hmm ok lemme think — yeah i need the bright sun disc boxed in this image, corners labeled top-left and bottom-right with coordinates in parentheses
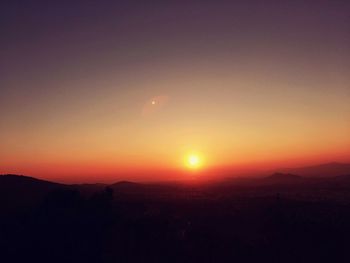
top-left (186, 154), bottom-right (201, 169)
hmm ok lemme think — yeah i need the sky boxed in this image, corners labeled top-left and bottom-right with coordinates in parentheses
top-left (1, 0), bottom-right (349, 183)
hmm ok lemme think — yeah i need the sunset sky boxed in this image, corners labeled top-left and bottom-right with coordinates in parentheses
top-left (1, 1), bottom-right (349, 183)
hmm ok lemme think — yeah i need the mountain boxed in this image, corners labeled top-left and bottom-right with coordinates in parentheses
top-left (71, 183), bottom-right (108, 197)
top-left (261, 173), bottom-right (304, 184)
top-left (330, 174), bottom-right (350, 184)
top-left (0, 174), bottom-right (64, 191)
top-left (0, 174), bottom-right (66, 209)
top-left (110, 181), bottom-right (181, 196)
top-left (276, 162), bottom-right (350, 177)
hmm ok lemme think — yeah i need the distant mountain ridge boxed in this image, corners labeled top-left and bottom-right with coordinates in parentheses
top-left (1, 161), bottom-right (350, 202)
top-left (276, 162), bottom-right (350, 177)
top-left (263, 173), bottom-right (303, 182)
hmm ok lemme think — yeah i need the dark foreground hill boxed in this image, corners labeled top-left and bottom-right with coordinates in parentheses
top-left (2, 172), bottom-right (350, 263)
top-left (0, 174), bottom-right (66, 210)
top-left (0, 174), bottom-right (63, 189)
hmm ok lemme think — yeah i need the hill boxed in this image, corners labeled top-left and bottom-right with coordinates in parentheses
top-left (0, 174), bottom-right (66, 210)
top-left (276, 162), bottom-right (350, 177)
top-left (260, 173), bottom-right (304, 184)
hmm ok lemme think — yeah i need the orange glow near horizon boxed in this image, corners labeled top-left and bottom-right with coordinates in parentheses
top-left (1, 147), bottom-right (350, 183)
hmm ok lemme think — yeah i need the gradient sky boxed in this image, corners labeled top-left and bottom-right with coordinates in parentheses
top-left (1, 1), bottom-right (349, 183)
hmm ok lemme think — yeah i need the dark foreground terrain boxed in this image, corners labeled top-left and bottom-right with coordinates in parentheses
top-left (1, 169), bottom-right (350, 263)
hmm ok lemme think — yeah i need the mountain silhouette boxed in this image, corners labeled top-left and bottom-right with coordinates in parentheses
top-left (0, 174), bottom-right (66, 210)
top-left (0, 174), bottom-right (64, 191)
top-left (110, 181), bottom-right (181, 197)
top-left (276, 162), bottom-right (350, 177)
top-left (261, 173), bottom-right (303, 184)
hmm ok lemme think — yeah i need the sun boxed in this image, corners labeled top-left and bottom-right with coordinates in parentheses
top-left (185, 154), bottom-right (202, 170)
